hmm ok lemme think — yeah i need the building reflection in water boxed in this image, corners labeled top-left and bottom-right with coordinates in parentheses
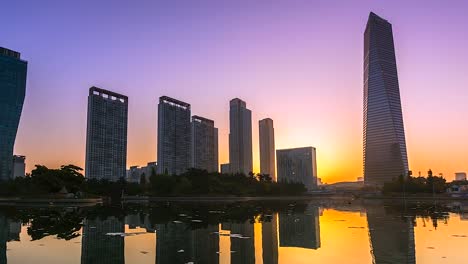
top-left (0, 214), bottom-right (21, 264)
top-left (366, 205), bottom-right (416, 264)
top-left (156, 222), bottom-right (219, 264)
top-left (81, 216), bottom-right (125, 264)
top-left (222, 221), bottom-right (255, 264)
top-left (278, 205), bottom-right (321, 249)
top-left (262, 214), bottom-right (278, 264)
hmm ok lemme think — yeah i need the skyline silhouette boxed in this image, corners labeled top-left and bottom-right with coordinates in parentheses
top-left (2, 0), bottom-right (468, 183)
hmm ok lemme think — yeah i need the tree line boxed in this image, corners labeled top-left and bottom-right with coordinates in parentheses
top-left (0, 165), bottom-right (307, 198)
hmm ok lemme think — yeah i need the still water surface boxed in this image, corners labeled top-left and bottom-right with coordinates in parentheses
top-left (1, 200), bottom-right (467, 263)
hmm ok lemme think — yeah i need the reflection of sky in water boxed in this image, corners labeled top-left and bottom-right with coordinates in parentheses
top-left (2, 201), bottom-right (468, 263)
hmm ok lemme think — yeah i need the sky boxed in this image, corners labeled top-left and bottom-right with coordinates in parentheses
top-left (2, 0), bottom-right (468, 183)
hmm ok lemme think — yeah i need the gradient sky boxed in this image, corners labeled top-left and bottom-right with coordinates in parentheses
top-left (2, 0), bottom-right (468, 183)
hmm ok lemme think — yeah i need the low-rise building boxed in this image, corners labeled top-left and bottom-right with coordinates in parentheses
top-left (126, 162), bottom-right (157, 183)
top-left (455, 172), bottom-right (467, 181)
top-left (12, 155), bottom-right (25, 178)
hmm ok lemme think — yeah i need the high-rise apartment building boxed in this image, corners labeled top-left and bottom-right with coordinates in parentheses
top-left (259, 118), bottom-right (276, 181)
top-left (157, 96), bottom-right (191, 175)
top-left (276, 147), bottom-right (317, 191)
top-left (363, 12), bottom-right (409, 185)
top-left (85, 87), bottom-right (128, 181)
top-left (229, 98), bottom-right (252, 175)
top-left (191, 115), bottom-right (218, 172)
top-left (0, 47), bottom-right (27, 181)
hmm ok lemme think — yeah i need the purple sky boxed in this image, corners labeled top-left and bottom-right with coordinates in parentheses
top-left (3, 0), bottom-right (468, 182)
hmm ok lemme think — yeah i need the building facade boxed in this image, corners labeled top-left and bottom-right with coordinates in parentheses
top-left (157, 96), bottom-right (191, 175)
top-left (455, 172), bottom-right (467, 181)
top-left (363, 12), bottom-right (409, 185)
top-left (259, 118), bottom-right (276, 181)
top-left (229, 98), bottom-right (252, 175)
top-left (0, 47), bottom-right (27, 181)
top-left (220, 163), bottom-right (230, 174)
top-left (85, 87), bottom-right (128, 181)
top-left (12, 155), bottom-right (25, 178)
top-left (191, 115), bottom-right (218, 172)
top-left (276, 147), bottom-right (317, 191)
top-left (126, 162), bottom-right (157, 183)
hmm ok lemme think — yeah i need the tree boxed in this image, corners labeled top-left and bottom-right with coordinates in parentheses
top-left (140, 173), bottom-right (147, 185)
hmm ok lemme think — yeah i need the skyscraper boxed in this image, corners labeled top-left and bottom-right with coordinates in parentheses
top-left (0, 47), bottom-right (27, 181)
top-left (85, 87), bottom-right (128, 181)
top-left (276, 147), bottom-right (317, 191)
top-left (259, 118), bottom-right (276, 181)
top-left (363, 12), bottom-right (409, 185)
top-left (191, 115), bottom-right (218, 172)
top-left (229, 98), bottom-right (252, 175)
top-left (157, 96), bottom-right (191, 175)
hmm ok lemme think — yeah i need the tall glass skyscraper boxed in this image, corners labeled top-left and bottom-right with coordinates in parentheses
top-left (85, 87), bottom-right (128, 181)
top-left (363, 12), bottom-right (409, 185)
top-left (0, 47), bottom-right (27, 181)
top-left (157, 96), bottom-right (191, 175)
top-left (229, 98), bottom-right (252, 175)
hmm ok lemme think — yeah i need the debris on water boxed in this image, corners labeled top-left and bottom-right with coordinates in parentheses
top-left (294, 219), bottom-right (300, 222)
top-left (264, 214), bottom-right (273, 217)
top-left (211, 231), bottom-right (220, 235)
top-left (230, 234), bottom-right (251, 239)
top-left (173, 220), bottom-right (183, 224)
top-left (191, 220), bottom-right (202, 223)
top-left (185, 262), bottom-right (194, 264)
top-left (177, 249), bottom-right (185, 253)
top-left (209, 210), bottom-right (224, 214)
top-left (179, 214), bottom-right (187, 217)
top-left (106, 232), bottom-right (147, 237)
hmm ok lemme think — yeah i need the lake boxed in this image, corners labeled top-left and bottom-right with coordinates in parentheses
top-left (1, 199), bottom-right (467, 263)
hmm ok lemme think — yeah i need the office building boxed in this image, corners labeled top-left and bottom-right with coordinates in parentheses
top-left (191, 115), bottom-right (218, 172)
top-left (0, 47), bottom-right (27, 181)
top-left (229, 98), bottom-right (252, 175)
top-left (363, 12), bottom-right (409, 185)
top-left (455, 172), bottom-right (467, 181)
top-left (259, 118), bottom-right (276, 181)
top-left (12, 155), bottom-right (25, 178)
top-left (157, 96), bottom-right (191, 175)
top-left (276, 147), bottom-right (317, 191)
top-left (85, 87), bottom-right (128, 181)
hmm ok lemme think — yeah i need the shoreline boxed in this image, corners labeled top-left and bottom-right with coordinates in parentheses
top-left (0, 197), bottom-right (103, 206)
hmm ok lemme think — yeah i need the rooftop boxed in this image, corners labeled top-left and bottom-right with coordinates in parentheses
top-left (160, 96), bottom-right (190, 109)
top-left (0, 47), bottom-right (21, 59)
top-left (89, 86), bottom-right (128, 101)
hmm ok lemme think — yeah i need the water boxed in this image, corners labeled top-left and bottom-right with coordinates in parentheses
top-left (1, 200), bottom-right (467, 263)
